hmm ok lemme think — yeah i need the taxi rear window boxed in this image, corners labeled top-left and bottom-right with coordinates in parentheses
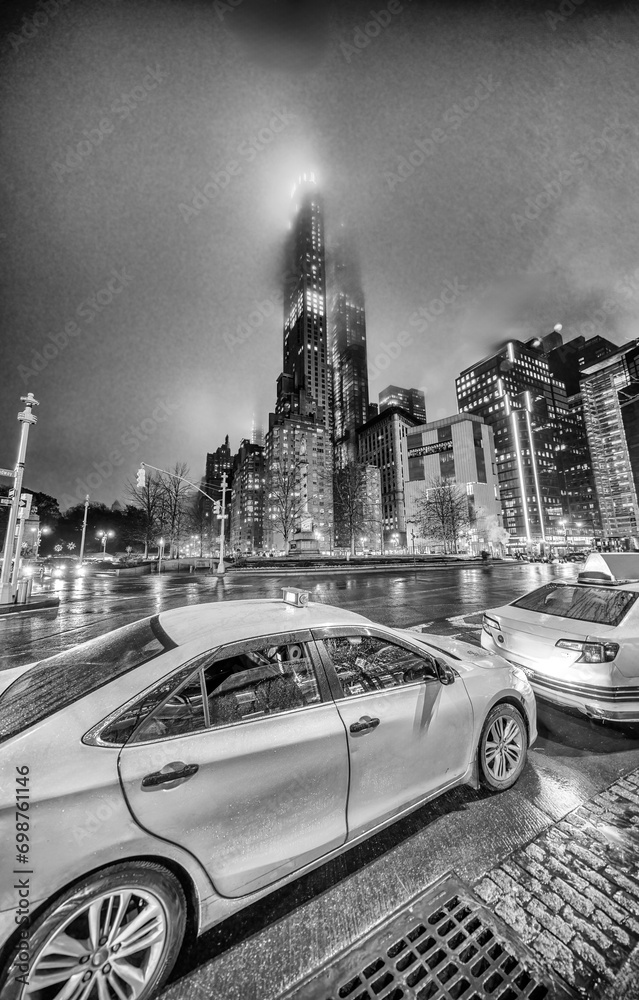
top-left (0, 616), bottom-right (175, 743)
top-left (512, 583), bottom-right (637, 627)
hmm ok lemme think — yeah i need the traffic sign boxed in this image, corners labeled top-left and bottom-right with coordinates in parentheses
top-left (0, 469), bottom-right (14, 477)
top-left (0, 498), bottom-right (11, 506)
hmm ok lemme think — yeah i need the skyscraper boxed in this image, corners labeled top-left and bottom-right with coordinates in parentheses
top-left (580, 339), bottom-right (639, 547)
top-left (266, 174), bottom-right (334, 552)
top-left (379, 385), bottom-right (427, 424)
top-left (230, 439), bottom-right (265, 555)
top-left (276, 172), bottom-right (331, 430)
top-left (329, 226), bottom-right (369, 466)
top-left (531, 331), bottom-right (618, 542)
top-left (456, 340), bottom-right (566, 550)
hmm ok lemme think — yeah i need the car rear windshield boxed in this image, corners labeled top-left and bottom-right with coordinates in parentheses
top-left (0, 616), bottom-right (175, 743)
top-left (512, 583), bottom-right (637, 627)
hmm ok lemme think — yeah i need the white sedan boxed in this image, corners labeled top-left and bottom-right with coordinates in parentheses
top-left (0, 588), bottom-right (535, 1000)
top-left (482, 553), bottom-right (639, 723)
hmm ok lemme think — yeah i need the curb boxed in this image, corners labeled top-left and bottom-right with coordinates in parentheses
top-left (0, 596), bottom-right (60, 617)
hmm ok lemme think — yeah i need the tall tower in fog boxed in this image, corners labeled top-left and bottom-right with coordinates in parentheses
top-left (276, 172), bottom-right (331, 430)
top-left (266, 173), bottom-right (334, 552)
top-left (329, 225), bottom-right (369, 466)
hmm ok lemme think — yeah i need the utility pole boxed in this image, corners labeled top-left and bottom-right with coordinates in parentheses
top-left (11, 493), bottom-right (33, 589)
top-left (79, 495), bottom-right (90, 562)
top-left (217, 472), bottom-right (227, 576)
top-left (0, 393), bottom-right (38, 605)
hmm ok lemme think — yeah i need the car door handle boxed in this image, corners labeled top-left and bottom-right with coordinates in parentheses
top-left (141, 762), bottom-right (199, 788)
top-left (349, 716), bottom-right (380, 734)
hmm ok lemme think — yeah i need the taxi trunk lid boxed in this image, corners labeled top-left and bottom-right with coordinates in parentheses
top-left (489, 604), bottom-right (617, 666)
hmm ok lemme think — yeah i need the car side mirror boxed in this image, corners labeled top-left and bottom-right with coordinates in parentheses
top-left (435, 659), bottom-right (455, 685)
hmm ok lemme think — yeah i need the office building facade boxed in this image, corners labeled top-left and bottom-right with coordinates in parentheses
top-left (229, 440), bottom-right (265, 554)
top-left (456, 340), bottom-right (566, 550)
top-left (356, 405), bottom-right (421, 545)
top-left (580, 339), bottom-right (639, 547)
top-left (265, 415), bottom-right (333, 552)
top-left (379, 385), bottom-right (427, 424)
top-left (329, 229), bottom-right (369, 466)
top-left (403, 414), bottom-right (503, 554)
top-left (539, 333), bottom-right (618, 542)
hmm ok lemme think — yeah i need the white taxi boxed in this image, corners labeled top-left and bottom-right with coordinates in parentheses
top-left (0, 588), bottom-right (535, 999)
top-left (481, 553), bottom-right (639, 723)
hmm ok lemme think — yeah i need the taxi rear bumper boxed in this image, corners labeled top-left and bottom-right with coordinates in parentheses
top-left (481, 630), bottom-right (639, 722)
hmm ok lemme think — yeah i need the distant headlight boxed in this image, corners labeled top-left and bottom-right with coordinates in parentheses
top-left (556, 639), bottom-right (619, 663)
top-left (75, 567), bottom-right (85, 576)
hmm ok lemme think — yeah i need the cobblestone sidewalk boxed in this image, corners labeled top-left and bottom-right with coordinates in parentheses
top-left (474, 771), bottom-right (639, 998)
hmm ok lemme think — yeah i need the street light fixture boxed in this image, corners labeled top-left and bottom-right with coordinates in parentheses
top-left (559, 519), bottom-right (568, 547)
top-left (96, 530), bottom-right (114, 555)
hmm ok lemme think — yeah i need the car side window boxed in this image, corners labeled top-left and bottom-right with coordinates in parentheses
top-left (204, 641), bottom-right (321, 728)
top-left (129, 671), bottom-right (206, 743)
top-left (324, 635), bottom-right (436, 697)
top-left (98, 657), bottom-right (208, 746)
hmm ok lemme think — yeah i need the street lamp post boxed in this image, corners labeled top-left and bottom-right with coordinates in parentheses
top-left (97, 530), bottom-right (114, 555)
top-left (0, 393), bottom-right (39, 605)
top-left (217, 472), bottom-right (227, 576)
top-left (79, 496), bottom-right (90, 562)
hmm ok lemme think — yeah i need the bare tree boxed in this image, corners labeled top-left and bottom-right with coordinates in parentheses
top-left (415, 477), bottom-right (472, 554)
top-left (157, 462), bottom-right (195, 558)
top-left (126, 472), bottom-right (164, 558)
top-left (266, 458), bottom-right (310, 554)
top-left (334, 462), bottom-right (382, 555)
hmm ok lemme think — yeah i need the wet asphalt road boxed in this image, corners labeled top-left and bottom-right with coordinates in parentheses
top-left (4, 563), bottom-right (639, 998)
top-left (0, 560), bottom-right (587, 667)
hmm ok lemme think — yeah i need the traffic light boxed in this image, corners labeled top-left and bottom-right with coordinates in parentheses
top-left (213, 500), bottom-right (221, 516)
top-left (136, 466), bottom-right (146, 488)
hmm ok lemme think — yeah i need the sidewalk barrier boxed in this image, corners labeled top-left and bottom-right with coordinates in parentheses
top-left (15, 577), bottom-right (33, 604)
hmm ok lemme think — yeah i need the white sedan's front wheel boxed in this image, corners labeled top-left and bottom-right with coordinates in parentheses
top-left (1, 861), bottom-right (186, 1000)
top-left (479, 703), bottom-right (528, 791)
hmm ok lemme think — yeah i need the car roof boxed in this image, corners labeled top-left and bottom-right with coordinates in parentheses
top-left (577, 552), bottom-right (639, 589)
top-left (157, 598), bottom-right (375, 647)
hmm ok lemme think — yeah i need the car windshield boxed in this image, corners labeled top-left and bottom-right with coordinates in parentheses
top-left (0, 616), bottom-right (175, 743)
top-left (512, 583), bottom-right (637, 627)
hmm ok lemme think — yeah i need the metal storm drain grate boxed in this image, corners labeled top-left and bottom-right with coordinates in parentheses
top-left (280, 873), bottom-right (576, 1000)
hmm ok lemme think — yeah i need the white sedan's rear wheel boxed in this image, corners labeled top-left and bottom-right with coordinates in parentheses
top-left (1, 861), bottom-right (186, 1000)
top-left (479, 703), bottom-right (527, 791)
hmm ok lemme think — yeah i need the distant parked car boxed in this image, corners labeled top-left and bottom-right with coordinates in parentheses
top-left (43, 556), bottom-right (82, 578)
top-left (482, 553), bottom-right (639, 723)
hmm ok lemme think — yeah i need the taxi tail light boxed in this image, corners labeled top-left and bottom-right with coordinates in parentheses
top-left (556, 639), bottom-right (619, 663)
top-left (482, 614), bottom-right (501, 631)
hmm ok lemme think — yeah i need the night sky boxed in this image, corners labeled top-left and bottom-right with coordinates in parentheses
top-left (1, 0), bottom-right (639, 508)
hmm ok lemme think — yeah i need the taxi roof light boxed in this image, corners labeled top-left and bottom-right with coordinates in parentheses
top-left (281, 587), bottom-right (309, 608)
